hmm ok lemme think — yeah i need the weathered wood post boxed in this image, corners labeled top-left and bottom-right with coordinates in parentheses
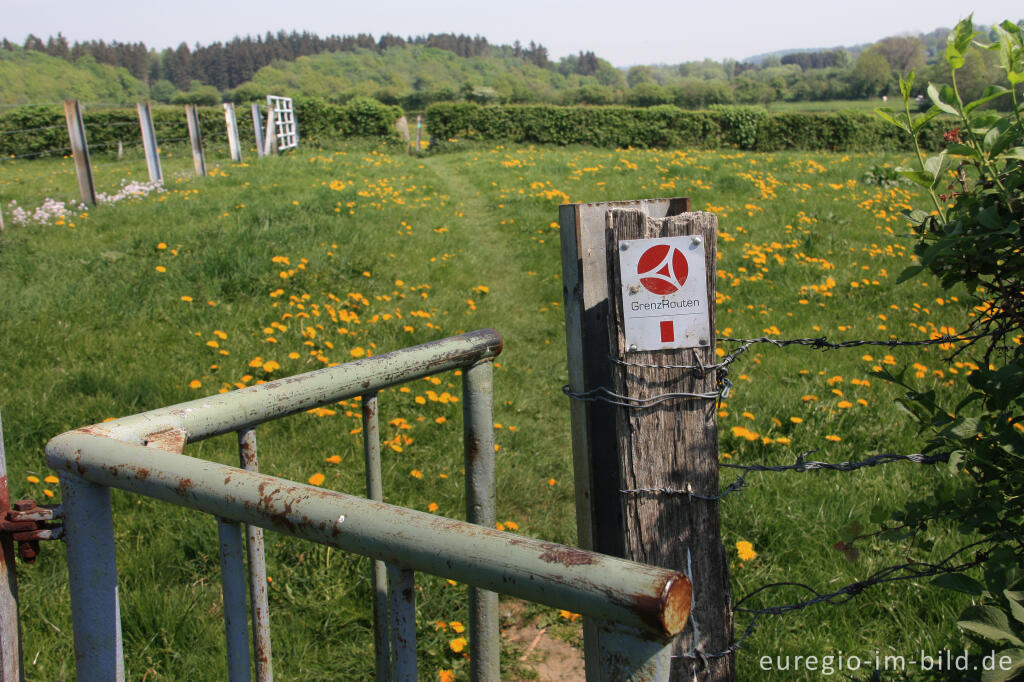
top-left (560, 198), bottom-right (733, 681)
top-left (136, 102), bottom-right (163, 185)
top-left (184, 104), bottom-right (207, 178)
top-left (62, 100), bottom-right (96, 205)
top-left (0, 409), bottom-right (23, 681)
top-left (251, 102), bottom-right (266, 159)
top-left (223, 102), bottom-right (243, 163)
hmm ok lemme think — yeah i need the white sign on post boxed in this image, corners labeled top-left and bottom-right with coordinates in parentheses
top-left (618, 235), bottom-right (710, 352)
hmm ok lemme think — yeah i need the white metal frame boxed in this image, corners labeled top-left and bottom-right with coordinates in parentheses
top-left (266, 96), bottom-right (298, 151)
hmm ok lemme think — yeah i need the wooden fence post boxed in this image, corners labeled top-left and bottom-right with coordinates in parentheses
top-left (0, 409), bottom-right (23, 681)
top-left (136, 102), bottom-right (163, 185)
top-left (251, 102), bottom-right (265, 159)
top-left (224, 103), bottom-right (243, 163)
top-left (184, 104), bottom-right (207, 178)
top-left (560, 198), bottom-right (733, 681)
top-left (62, 100), bottom-right (96, 206)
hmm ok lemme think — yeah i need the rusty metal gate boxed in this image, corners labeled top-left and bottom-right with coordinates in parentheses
top-left (3, 330), bottom-right (690, 680)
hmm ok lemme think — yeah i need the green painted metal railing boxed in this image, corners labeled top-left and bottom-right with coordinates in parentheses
top-left (44, 330), bottom-right (690, 680)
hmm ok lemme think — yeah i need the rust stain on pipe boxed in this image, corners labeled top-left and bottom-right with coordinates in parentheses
top-left (630, 573), bottom-right (692, 638)
top-left (537, 543), bottom-right (598, 566)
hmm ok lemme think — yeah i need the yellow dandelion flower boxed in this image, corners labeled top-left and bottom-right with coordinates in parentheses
top-left (189, 379), bottom-right (202, 389)
top-left (410, 469), bottom-right (423, 479)
top-left (449, 637), bottom-right (467, 653)
top-left (26, 476), bottom-right (40, 484)
top-left (826, 434), bottom-right (842, 442)
top-left (308, 472), bottom-right (326, 486)
top-left (736, 540), bottom-right (757, 561)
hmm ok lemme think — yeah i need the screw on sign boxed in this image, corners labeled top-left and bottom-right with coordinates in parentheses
top-left (638, 243), bottom-right (687, 343)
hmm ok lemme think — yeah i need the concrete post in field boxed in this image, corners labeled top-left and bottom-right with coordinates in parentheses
top-left (415, 115), bottom-right (422, 153)
top-left (560, 198), bottom-right (734, 681)
top-left (223, 103), bottom-right (243, 162)
top-left (251, 102), bottom-right (265, 159)
top-left (63, 100), bottom-right (96, 205)
top-left (395, 115), bottom-right (409, 144)
top-left (263, 107), bottom-right (277, 157)
top-left (136, 102), bottom-right (163, 185)
top-left (184, 104), bottom-right (207, 178)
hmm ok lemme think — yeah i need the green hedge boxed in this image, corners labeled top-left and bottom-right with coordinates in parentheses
top-left (425, 102), bottom-right (947, 152)
top-left (0, 97), bottom-right (402, 159)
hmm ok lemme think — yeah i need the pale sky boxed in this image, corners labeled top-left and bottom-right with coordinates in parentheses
top-left (2, 0), bottom-right (1021, 66)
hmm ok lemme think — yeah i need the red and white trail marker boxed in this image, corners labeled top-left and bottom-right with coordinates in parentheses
top-left (618, 235), bottom-right (710, 352)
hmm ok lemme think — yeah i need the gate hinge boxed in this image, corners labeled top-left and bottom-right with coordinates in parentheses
top-left (0, 499), bottom-right (63, 563)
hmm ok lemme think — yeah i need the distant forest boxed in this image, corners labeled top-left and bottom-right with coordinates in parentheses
top-left (1, 23), bottom-right (1020, 110)
top-left (3, 31), bottom-right (561, 91)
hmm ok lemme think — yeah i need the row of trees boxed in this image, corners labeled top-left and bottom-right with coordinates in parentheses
top-left (2, 31), bottom-right (558, 92)
top-left (2, 24), bottom-right (1017, 110)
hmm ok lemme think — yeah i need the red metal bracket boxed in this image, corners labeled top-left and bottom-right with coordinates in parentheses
top-left (0, 500), bottom-right (63, 563)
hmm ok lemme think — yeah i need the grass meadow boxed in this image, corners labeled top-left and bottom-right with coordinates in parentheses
top-left (0, 137), bottom-right (984, 680)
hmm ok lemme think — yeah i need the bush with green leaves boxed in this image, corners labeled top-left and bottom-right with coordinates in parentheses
top-left (875, 16), bottom-right (1023, 680)
top-left (424, 101), bottom-right (944, 151)
top-left (0, 98), bottom-right (402, 159)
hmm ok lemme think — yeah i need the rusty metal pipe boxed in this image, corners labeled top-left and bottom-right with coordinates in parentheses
top-left (361, 393), bottom-right (391, 682)
top-left (78, 330), bottom-right (503, 446)
top-left (462, 360), bottom-right (499, 680)
top-left (387, 565), bottom-right (415, 681)
top-left (46, 433), bottom-right (691, 639)
top-left (237, 429), bottom-right (272, 682)
top-left (59, 473), bottom-right (124, 681)
top-left (217, 518), bottom-right (252, 682)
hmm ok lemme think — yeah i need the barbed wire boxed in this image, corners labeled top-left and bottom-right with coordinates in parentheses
top-left (562, 381), bottom-right (728, 409)
top-left (674, 538), bottom-right (995, 663)
top-left (567, 330), bottom-right (993, 411)
top-left (0, 124), bottom-right (66, 136)
top-left (717, 331), bottom-right (990, 351)
top-left (620, 450), bottom-right (950, 500)
top-left (721, 450), bottom-right (951, 474)
top-left (1, 146), bottom-right (72, 160)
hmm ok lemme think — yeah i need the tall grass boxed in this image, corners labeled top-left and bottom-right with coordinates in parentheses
top-left (0, 140), bottom-right (980, 680)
